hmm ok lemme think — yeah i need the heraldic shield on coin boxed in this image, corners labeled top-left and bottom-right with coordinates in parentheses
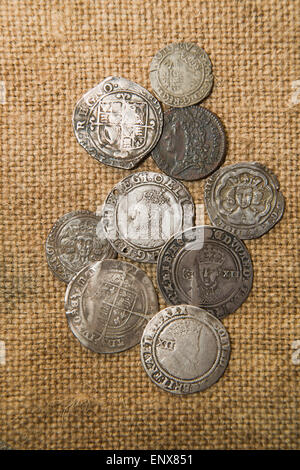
top-left (204, 162), bottom-right (285, 239)
top-left (152, 106), bottom-right (226, 181)
top-left (102, 171), bottom-right (195, 263)
top-left (65, 260), bottom-right (158, 353)
top-left (46, 211), bottom-right (117, 283)
top-left (73, 77), bottom-right (163, 169)
top-left (141, 305), bottom-right (230, 394)
top-left (150, 42), bottom-right (213, 107)
top-left (157, 226), bottom-right (253, 319)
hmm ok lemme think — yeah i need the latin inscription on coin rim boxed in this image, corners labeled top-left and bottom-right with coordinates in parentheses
top-left (73, 77), bottom-right (163, 169)
top-left (102, 171), bottom-right (195, 263)
top-left (141, 305), bottom-right (230, 394)
top-left (157, 226), bottom-right (253, 318)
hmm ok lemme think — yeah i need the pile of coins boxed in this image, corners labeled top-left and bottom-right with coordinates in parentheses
top-left (46, 43), bottom-right (284, 395)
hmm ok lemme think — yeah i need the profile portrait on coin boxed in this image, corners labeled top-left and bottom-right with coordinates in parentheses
top-left (152, 107), bottom-right (226, 181)
top-left (204, 162), bottom-right (285, 239)
top-left (140, 305), bottom-right (231, 394)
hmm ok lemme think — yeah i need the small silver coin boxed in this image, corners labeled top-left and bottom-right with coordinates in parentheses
top-left (157, 225), bottom-right (253, 319)
top-left (152, 106), bottom-right (226, 181)
top-left (46, 210), bottom-right (116, 283)
top-left (141, 305), bottom-right (230, 394)
top-left (73, 76), bottom-right (163, 169)
top-left (150, 42), bottom-right (213, 107)
top-left (102, 171), bottom-right (195, 263)
top-left (65, 259), bottom-right (158, 353)
top-left (204, 162), bottom-right (285, 239)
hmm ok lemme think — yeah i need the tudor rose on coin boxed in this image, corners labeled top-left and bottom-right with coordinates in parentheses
top-left (152, 106), bottom-right (226, 181)
top-left (157, 225), bottom-right (253, 319)
top-left (102, 171), bottom-right (195, 263)
top-left (150, 43), bottom-right (213, 107)
top-left (204, 162), bottom-right (285, 239)
top-left (73, 76), bottom-right (163, 169)
top-left (65, 259), bottom-right (158, 353)
top-left (46, 211), bottom-right (116, 283)
top-left (141, 305), bottom-right (230, 394)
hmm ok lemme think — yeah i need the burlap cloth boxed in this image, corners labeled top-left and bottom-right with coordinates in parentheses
top-left (0, 0), bottom-right (299, 450)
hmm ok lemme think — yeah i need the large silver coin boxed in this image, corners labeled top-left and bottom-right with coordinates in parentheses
top-left (73, 76), bottom-right (163, 169)
top-left (152, 106), bottom-right (226, 181)
top-left (46, 211), bottom-right (116, 283)
top-left (65, 259), bottom-right (158, 353)
top-left (204, 162), bottom-right (285, 239)
top-left (141, 305), bottom-right (230, 394)
top-left (157, 225), bottom-right (253, 319)
top-left (102, 171), bottom-right (195, 263)
top-left (150, 43), bottom-right (213, 107)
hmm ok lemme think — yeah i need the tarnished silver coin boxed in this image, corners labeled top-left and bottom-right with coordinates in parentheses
top-left (157, 225), bottom-right (253, 319)
top-left (150, 43), bottom-right (213, 107)
top-left (65, 259), bottom-right (158, 353)
top-left (141, 305), bottom-right (230, 394)
top-left (152, 106), bottom-right (226, 181)
top-left (204, 162), bottom-right (285, 239)
top-left (46, 211), bottom-right (116, 283)
top-left (73, 76), bottom-right (163, 169)
top-left (102, 171), bottom-right (195, 263)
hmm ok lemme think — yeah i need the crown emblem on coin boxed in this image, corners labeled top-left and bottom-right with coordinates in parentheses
top-left (197, 246), bottom-right (225, 265)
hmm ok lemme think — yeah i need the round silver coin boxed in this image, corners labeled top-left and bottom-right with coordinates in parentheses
top-left (152, 106), bottom-right (226, 181)
top-left (150, 42), bottom-right (213, 107)
top-left (102, 171), bottom-right (195, 263)
top-left (141, 305), bottom-right (230, 394)
top-left (204, 162), bottom-right (285, 239)
top-left (65, 259), bottom-right (158, 353)
top-left (73, 76), bottom-right (163, 169)
top-left (157, 225), bottom-right (253, 319)
top-left (46, 210), bottom-right (116, 283)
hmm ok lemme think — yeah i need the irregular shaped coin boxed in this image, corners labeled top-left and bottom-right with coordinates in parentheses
top-left (152, 106), bottom-right (226, 181)
top-left (65, 259), bottom-right (158, 353)
top-left (73, 76), bottom-right (163, 169)
top-left (204, 162), bottom-right (285, 239)
top-left (102, 171), bottom-right (195, 263)
top-left (141, 305), bottom-right (230, 394)
top-left (46, 211), bottom-right (116, 283)
top-left (157, 225), bottom-right (253, 319)
top-left (150, 43), bottom-right (213, 107)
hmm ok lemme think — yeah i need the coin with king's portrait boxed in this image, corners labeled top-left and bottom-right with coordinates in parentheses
top-left (65, 259), bottom-right (158, 353)
top-left (152, 106), bottom-right (226, 181)
top-left (204, 162), bottom-right (285, 239)
top-left (46, 211), bottom-right (116, 283)
top-left (73, 77), bottom-right (163, 169)
top-left (157, 225), bottom-right (253, 319)
top-left (141, 305), bottom-right (230, 394)
top-left (102, 171), bottom-right (195, 263)
top-left (150, 43), bottom-right (213, 107)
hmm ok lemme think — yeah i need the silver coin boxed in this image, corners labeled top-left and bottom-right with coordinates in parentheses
top-left (102, 171), bottom-right (195, 263)
top-left (157, 225), bottom-right (253, 319)
top-left (152, 106), bottom-right (226, 181)
top-left (150, 43), bottom-right (213, 107)
top-left (46, 210), bottom-right (117, 283)
top-left (204, 162), bottom-right (285, 239)
top-left (73, 76), bottom-right (163, 169)
top-left (65, 259), bottom-right (158, 353)
top-left (141, 305), bottom-right (230, 394)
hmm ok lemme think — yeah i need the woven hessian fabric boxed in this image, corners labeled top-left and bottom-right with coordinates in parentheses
top-left (0, 0), bottom-right (299, 450)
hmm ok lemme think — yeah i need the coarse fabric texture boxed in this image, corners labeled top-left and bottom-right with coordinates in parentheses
top-left (0, 0), bottom-right (299, 450)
